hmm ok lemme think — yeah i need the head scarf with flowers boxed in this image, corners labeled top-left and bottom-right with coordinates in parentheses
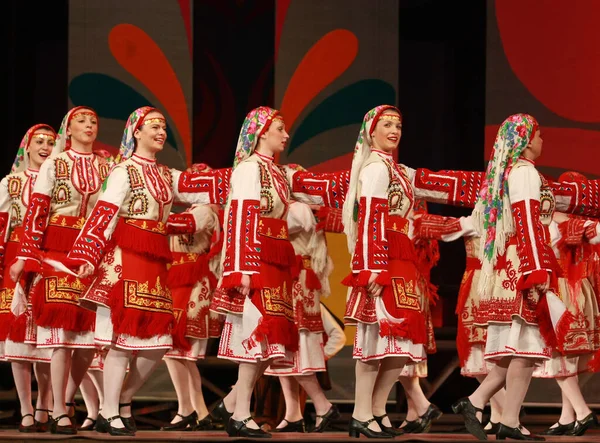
top-left (116, 106), bottom-right (161, 164)
top-left (233, 106), bottom-right (282, 169)
top-left (53, 106), bottom-right (99, 157)
top-left (11, 124), bottom-right (57, 173)
top-left (342, 104), bottom-right (402, 254)
top-left (473, 113), bottom-right (539, 292)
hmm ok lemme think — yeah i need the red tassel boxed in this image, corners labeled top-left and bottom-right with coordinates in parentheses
top-left (8, 313), bottom-right (27, 343)
top-left (247, 316), bottom-right (299, 352)
top-left (456, 317), bottom-right (471, 367)
top-left (23, 259), bottom-right (42, 274)
top-left (42, 225), bottom-right (79, 252)
top-left (108, 281), bottom-right (174, 339)
top-left (304, 268), bottom-right (322, 291)
top-left (555, 310), bottom-right (576, 353)
top-left (516, 270), bottom-right (549, 290)
top-left (172, 311), bottom-right (192, 351)
top-left (0, 313), bottom-right (14, 341)
top-left (378, 310), bottom-right (427, 344)
top-left (375, 271), bottom-right (391, 286)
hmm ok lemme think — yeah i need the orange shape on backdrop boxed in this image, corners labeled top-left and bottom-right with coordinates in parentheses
top-left (496, 0), bottom-right (600, 122)
top-left (108, 24), bottom-right (191, 164)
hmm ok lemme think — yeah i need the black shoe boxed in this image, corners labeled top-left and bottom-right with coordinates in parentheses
top-left (373, 415), bottom-right (403, 436)
top-left (106, 415), bottom-right (136, 437)
top-left (452, 397), bottom-right (487, 441)
top-left (272, 418), bottom-right (305, 432)
top-left (194, 413), bottom-right (214, 431)
top-left (485, 421), bottom-right (500, 435)
top-left (119, 403), bottom-right (137, 432)
top-left (18, 414), bottom-right (36, 433)
top-left (95, 414), bottom-right (109, 433)
top-left (496, 423), bottom-right (544, 440)
top-left (78, 417), bottom-right (97, 431)
top-left (400, 419), bottom-right (420, 433)
top-left (311, 404), bottom-right (340, 433)
top-left (540, 421), bottom-right (575, 435)
top-left (161, 411), bottom-right (198, 431)
top-left (34, 409), bottom-right (52, 433)
top-left (50, 414), bottom-right (77, 435)
top-left (227, 417), bottom-right (271, 438)
top-left (567, 412), bottom-right (598, 436)
top-left (348, 417), bottom-right (393, 439)
top-left (212, 400), bottom-right (233, 428)
top-left (411, 403), bottom-right (443, 433)
top-left (65, 401), bottom-right (77, 429)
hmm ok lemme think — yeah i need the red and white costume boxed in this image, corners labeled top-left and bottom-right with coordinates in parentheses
top-left (16, 111), bottom-right (111, 349)
top-left (265, 201), bottom-right (333, 376)
top-left (164, 204), bottom-right (223, 361)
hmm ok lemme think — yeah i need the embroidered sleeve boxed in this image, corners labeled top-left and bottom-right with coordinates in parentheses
top-left (221, 162), bottom-right (261, 278)
top-left (0, 178), bottom-right (11, 272)
top-left (315, 206), bottom-right (344, 233)
top-left (410, 167), bottom-right (484, 208)
top-left (288, 169), bottom-right (350, 208)
top-left (168, 204), bottom-right (218, 236)
top-left (508, 165), bottom-right (554, 280)
top-left (551, 179), bottom-right (600, 217)
top-left (67, 167), bottom-right (129, 269)
top-left (413, 213), bottom-right (476, 242)
top-left (287, 202), bottom-right (315, 235)
top-left (173, 167), bottom-right (232, 206)
top-left (352, 162), bottom-right (389, 273)
top-left (17, 160), bottom-right (56, 262)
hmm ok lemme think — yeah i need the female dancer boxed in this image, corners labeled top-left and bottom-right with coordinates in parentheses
top-left (10, 107), bottom-right (110, 434)
top-left (1, 124), bottom-right (55, 432)
top-left (161, 202), bottom-right (222, 431)
top-left (210, 106), bottom-right (299, 438)
top-left (68, 106), bottom-right (224, 436)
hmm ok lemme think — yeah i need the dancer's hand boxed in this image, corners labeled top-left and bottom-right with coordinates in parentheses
top-left (367, 272), bottom-right (383, 297)
top-left (9, 259), bottom-right (25, 283)
top-left (534, 274), bottom-right (550, 293)
top-left (238, 274), bottom-right (251, 296)
top-left (208, 204), bottom-right (220, 215)
top-left (78, 263), bottom-right (94, 279)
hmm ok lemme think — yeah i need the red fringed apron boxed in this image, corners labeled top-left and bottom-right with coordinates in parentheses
top-left (31, 215), bottom-right (95, 332)
top-left (0, 227), bottom-right (23, 341)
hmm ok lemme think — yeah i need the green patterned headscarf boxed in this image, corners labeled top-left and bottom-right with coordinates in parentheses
top-left (11, 124), bottom-right (57, 173)
top-left (342, 104), bottom-right (401, 254)
top-left (473, 113), bottom-right (539, 290)
top-left (233, 106), bottom-right (281, 169)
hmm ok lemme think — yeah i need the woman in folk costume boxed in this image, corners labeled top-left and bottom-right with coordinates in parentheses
top-left (263, 196), bottom-right (339, 433)
top-left (396, 199), bottom-right (443, 434)
top-left (209, 106), bottom-right (299, 438)
top-left (9, 107), bottom-right (110, 435)
top-left (66, 106), bottom-right (221, 436)
top-left (450, 113), bottom-right (559, 441)
top-left (0, 125), bottom-right (56, 432)
top-left (341, 104), bottom-right (435, 439)
top-left (531, 172), bottom-right (600, 436)
top-left (161, 201), bottom-right (223, 432)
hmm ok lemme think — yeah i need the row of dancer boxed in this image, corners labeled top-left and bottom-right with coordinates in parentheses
top-left (3, 103), bottom-right (600, 440)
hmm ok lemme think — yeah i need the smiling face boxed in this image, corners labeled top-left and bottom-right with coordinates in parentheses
top-left (27, 127), bottom-right (55, 170)
top-left (258, 117), bottom-right (289, 155)
top-left (134, 111), bottom-right (167, 154)
top-left (371, 110), bottom-right (402, 153)
top-left (67, 108), bottom-right (98, 149)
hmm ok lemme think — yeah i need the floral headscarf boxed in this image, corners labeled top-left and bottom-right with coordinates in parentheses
top-left (233, 106), bottom-right (282, 169)
top-left (116, 106), bottom-right (161, 163)
top-left (53, 106), bottom-right (99, 157)
top-left (473, 113), bottom-right (539, 290)
top-left (558, 171), bottom-right (587, 183)
top-left (11, 124), bottom-right (57, 173)
top-left (342, 105), bottom-right (402, 254)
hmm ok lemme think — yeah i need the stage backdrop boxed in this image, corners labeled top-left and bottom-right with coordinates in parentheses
top-left (68, 0), bottom-right (193, 169)
top-left (486, 0), bottom-right (600, 407)
top-left (275, 0), bottom-right (399, 344)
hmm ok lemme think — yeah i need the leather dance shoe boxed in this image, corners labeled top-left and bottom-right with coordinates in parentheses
top-left (452, 397), bottom-right (487, 440)
top-left (227, 417), bottom-right (271, 438)
top-left (349, 417), bottom-right (393, 439)
top-left (373, 414), bottom-right (403, 436)
top-left (496, 423), bottom-right (544, 441)
top-left (312, 404), bottom-right (341, 432)
top-left (78, 417), bottom-right (97, 431)
top-left (567, 412), bottom-right (598, 436)
top-left (540, 421), bottom-right (574, 435)
top-left (195, 413), bottom-right (214, 430)
top-left (106, 415), bottom-right (135, 437)
top-left (18, 414), bottom-right (36, 433)
top-left (212, 400), bottom-right (233, 428)
top-left (50, 414), bottom-right (77, 435)
top-left (160, 411), bottom-right (198, 431)
top-left (119, 402), bottom-right (137, 432)
top-left (272, 418), bottom-right (305, 432)
top-left (34, 408), bottom-right (52, 433)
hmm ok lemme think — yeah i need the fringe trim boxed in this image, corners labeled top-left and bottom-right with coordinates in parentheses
top-left (387, 230), bottom-right (417, 261)
top-left (378, 309), bottom-right (427, 344)
top-left (259, 235), bottom-right (297, 271)
top-left (32, 280), bottom-right (95, 332)
top-left (244, 316), bottom-right (299, 352)
top-left (535, 294), bottom-right (556, 348)
top-left (112, 220), bottom-right (172, 263)
top-left (221, 272), bottom-right (264, 290)
top-left (172, 311), bottom-right (192, 351)
top-left (7, 313), bottom-right (27, 343)
top-left (0, 313), bottom-right (14, 340)
top-left (555, 310), bottom-right (577, 353)
top-left (108, 280), bottom-right (174, 339)
top-left (41, 225), bottom-right (79, 252)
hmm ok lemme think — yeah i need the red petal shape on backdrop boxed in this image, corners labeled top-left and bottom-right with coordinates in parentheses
top-left (485, 125), bottom-right (600, 177)
top-left (496, 0), bottom-right (600, 122)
